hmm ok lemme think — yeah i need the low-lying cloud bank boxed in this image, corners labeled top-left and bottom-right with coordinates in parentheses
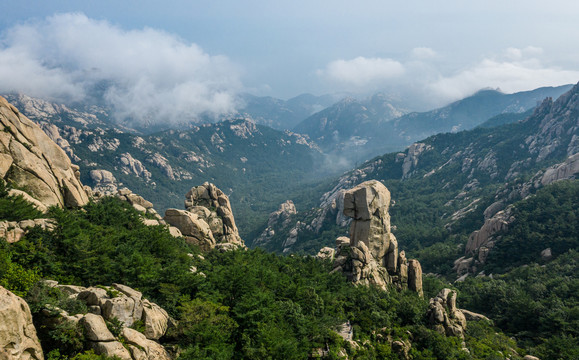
top-left (319, 47), bottom-right (579, 106)
top-left (0, 13), bottom-right (242, 124)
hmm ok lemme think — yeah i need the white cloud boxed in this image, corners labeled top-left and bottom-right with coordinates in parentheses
top-left (319, 56), bottom-right (405, 87)
top-left (428, 48), bottom-right (579, 101)
top-left (318, 47), bottom-right (578, 108)
top-left (0, 13), bottom-right (242, 124)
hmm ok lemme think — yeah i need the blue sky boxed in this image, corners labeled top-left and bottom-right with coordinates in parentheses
top-left (1, 1), bottom-right (579, 121)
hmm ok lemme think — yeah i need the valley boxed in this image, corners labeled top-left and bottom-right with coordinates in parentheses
top-left (0, 82), bottom-right (577, 360)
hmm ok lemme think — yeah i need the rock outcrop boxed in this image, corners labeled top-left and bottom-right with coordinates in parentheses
top-left (401, 142), bottom-right (432, 179)
top-left (458, 206), bottom-right (515, 273)
top-left (254, 200), bottom-right (297, 249)
top-left (332, 180), bottom-right (423, 295)
top-left (164, 182), bottom-right (245, 251)
top-left (0, 218), bottom-right (55, 244)
top-left (0, 286), bottom-right (44, 360)
top-left (89, 169), bottom-right (118, 196)
top-left (0, 96), bottom-right (89, 209)
top-left (118, 153), bottom-right (151, 180)
top-left (40, 282), bottom-right (172, 360)
top-left (539, 152), bottom-right (579, 186)
top-left (427, 289), bottom-right (467, 338)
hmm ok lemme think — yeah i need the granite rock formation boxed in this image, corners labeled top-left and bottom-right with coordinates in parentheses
top-left (0, 286), bottom-right (44, 360)
top-left (0, 219), bottom-right (55, 244)
top-left (427, 289), bottom-right (467, 338)
top-left (40, 282), bottom-right (172, 360)
top-left (89, 169), bottom-right (118, 196)
top-left (254, 200), bottom-right (297, 250)
top-left (0, 96), bottom-right (89, 209)
top-left (164, 182), bottom-right (245, 251)
top-left (332, 180), bottom-right (423, 295)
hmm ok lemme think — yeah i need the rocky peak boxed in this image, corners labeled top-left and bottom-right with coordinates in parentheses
top-left (0, 96), bottom-right (89, 208)
top-left (524, 81), bottom-right (579, 161)
top-left (164, 182), bottom-right (245, 251)
top-left (332, 180), bottom-right (423, 295)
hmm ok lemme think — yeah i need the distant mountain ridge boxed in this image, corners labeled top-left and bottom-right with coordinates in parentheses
top-left (236, 93), bottom-right (340, 130)
top-left (293, 92), bottom-right (408, 153)
top-left (294, 84), bottom-right (573, 164)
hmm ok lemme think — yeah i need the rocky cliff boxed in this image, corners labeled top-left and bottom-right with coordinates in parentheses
top-left (332, 180), bottom-right (423, 295)
top-left (0, 96), bottom-right (89, 208)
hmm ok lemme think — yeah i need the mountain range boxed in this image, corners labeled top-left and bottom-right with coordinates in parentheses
top-left (256, 82), bottom-right (579, 259)
top-left (0, 80), bottom-right (578, 359)
top-left (293, 85), bottom-right (573, 164)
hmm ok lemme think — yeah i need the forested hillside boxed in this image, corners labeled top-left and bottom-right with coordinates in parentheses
top-left (0, 186), bottom-right (538, 359)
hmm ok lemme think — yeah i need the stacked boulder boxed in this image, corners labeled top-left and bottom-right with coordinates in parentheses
top-left (89, 169), bottom-right (119, 197)
top-left (41, 282), bottom-right (172, 360)
top-left (332, 180), bottom-right (423, 295)
top-left (116, 188), bottom-right (163, 221)
top-left (427, 289), bottom-right (467, 338)
top-left (0, 218), bottom-right (55, 244)
top-left (164, 182), bottom-right (245, 251)
top-left (0, 286), bottom-right (44, 360)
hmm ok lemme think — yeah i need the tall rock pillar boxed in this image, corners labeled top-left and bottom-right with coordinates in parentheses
top-left (333, 180), bottom-right (422, 295)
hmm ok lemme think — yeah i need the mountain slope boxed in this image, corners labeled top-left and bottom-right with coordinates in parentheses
top-left (260, 82), bottom-right (579, 255)
top-left (0, 93), bottom-right (327, 239)
top-left (293, 93), bottom-right (407, 156)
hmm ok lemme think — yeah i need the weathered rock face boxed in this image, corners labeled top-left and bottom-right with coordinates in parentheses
top-left (164, 209), bottom-right (216, 251)
top-left (122, 328), bottom-right (171, 360)
top-left (539, 152), bottom-right (579, 186)
top-left (401, 143), bottom-right (432, 179)
top-left (118, 153), bottom-right (151, 180)
top-left (332, 180), bottom-right (422, 295)
top-left (90, 169), bottom-right (118, 196)
top-left (0, 218), bottom-right (55, 244)
top-left (0, 96), bottom-right (89, 208)
top-left (0, 286), bottom-right (44, 360)
top-left (165, 182), bottom-right (245, 250)
top-left (254, 200), bottom-right (298, 250)
top-left (427, 289), bottom-right (467, 338)
top-left (453, 206), bottom-right (515, 276)
top-left (316, 247), bottom-right (335, 261)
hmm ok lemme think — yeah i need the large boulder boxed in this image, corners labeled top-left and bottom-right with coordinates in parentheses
top-left (81, 313), bottom-right (115, 342)
top-left (164, 209), bottom-right (216, 251)
top-left (141, 299), bottom-right (170, 341)
top-left (332, 180), bottom-right (422, 295)
top-left (0, 96), bottom-right (89, 208)
top-left (408, 259), bottom-right (423, 297)
top-left (0, 286), bottom-right (44, 360)
top-left (122, 328), bottom-right (171, 360)
top-left (89, 341), bottom-right (132, 360)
